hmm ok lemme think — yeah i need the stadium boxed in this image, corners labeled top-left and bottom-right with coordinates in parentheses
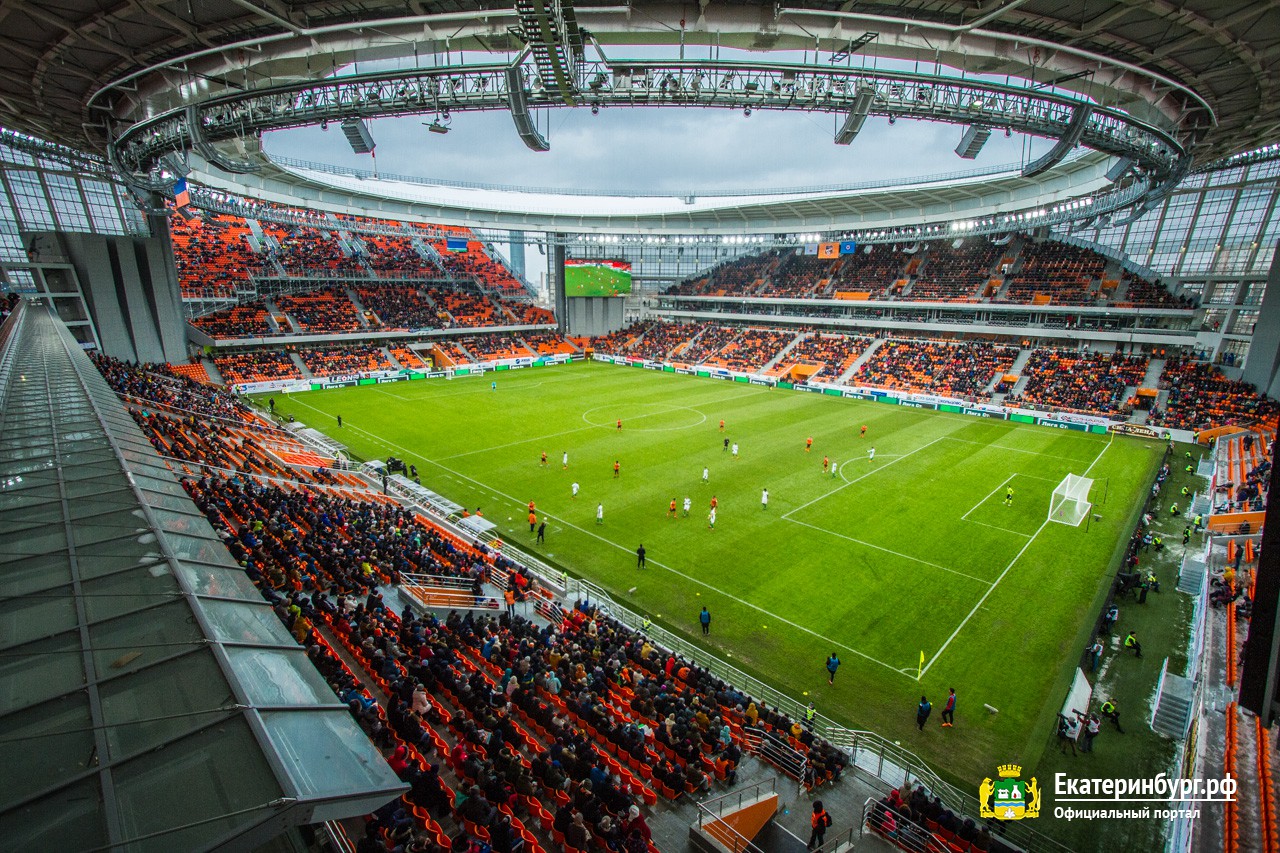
top-left (0, 1), bottom-right (1278, 852)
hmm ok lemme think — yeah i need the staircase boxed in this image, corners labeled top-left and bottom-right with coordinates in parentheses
top-left (1140, 357), bottom-right (1165, 389)
top-left (201, 357), bottom-right (225, 385)
top-left (289, 352), bottom-right (313, 379)
top-left (1151, 663), bottom-right (1194, 738)
top-left (760, 331), bottom-right (807, 373)
top-left (1177, 552), bottom-right (1207, 593)
top-left (836, 338), bottom-right (885, 385)
top-left (345, 287), bottom-right (372, 328)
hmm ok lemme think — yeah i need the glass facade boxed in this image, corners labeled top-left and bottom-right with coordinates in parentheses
top-left (0, 135), bottom-right (146, 267)
top-left (1062, 155), bottom-right (1280, 279)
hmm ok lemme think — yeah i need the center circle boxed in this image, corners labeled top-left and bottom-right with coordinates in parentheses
top-left (582, 403), bottom-right (707, 431)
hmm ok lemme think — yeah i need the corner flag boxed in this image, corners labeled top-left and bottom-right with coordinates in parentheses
top-left (918, 651), bottom-right (925, 680)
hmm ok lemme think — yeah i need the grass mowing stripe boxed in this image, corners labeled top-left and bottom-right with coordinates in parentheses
top-left (781, 436), bottom-right (947, 519)
top-left (961, 473), bottom-right (1017, 521)
top-left (286, 393), bottom-right (915, 677)
top-left (919, 432), bottom-right (1116, 678)
top-left (784, 517), bottom-right (996, 584)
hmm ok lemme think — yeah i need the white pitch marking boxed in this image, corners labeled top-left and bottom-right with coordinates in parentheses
top-left (285, 395), bottom-right (917, 678)
top-left (920, 433), bottom-right (1115, 678)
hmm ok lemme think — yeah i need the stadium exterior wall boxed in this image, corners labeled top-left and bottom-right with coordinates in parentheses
top-left (565, 296), bottom-right (626, 337)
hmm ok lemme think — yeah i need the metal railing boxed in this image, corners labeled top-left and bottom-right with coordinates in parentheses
top-left (693, 778), bottom-right (778, 853)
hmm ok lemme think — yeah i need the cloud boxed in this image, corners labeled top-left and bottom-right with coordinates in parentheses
top-left (265, 107), bottom-right (1050, 195)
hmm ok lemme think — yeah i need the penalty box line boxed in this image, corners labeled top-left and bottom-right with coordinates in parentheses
top-left (287, 396), bottom-right (918, 680)
top-left (782, 436), bottom-right (947, 520)
top-left (919, 433), bottom-right (1116, 679)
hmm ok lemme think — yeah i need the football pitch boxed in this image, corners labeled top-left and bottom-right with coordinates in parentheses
top-left (264, 360), bottom-right (1164, 784)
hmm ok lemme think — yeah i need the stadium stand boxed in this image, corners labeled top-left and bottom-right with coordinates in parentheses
top-left (522, 333), bottom-right (578, 356)
top-left (592, 321), bottom-right (658, 356)
top-left (821, 246), bottom-right (912, 298)
top-left (360, 233), bottom-right (443, 276)
top-left (93, 353), bottom-right (253, 419)
top-left (390, 346), bottom-right (429, 370)
top-left (1006, 349), bottom-right (1149, 416)
top-left (702, 328), bottom-right (796, 372)
top-left (452, 333), bottom-right (533, 361)
top-left (269, 224), bottom-right (362, 276)
top-left (854, 338), bottom-right (1020, 397)
top-left (999, 240), bottom-right (1104, 305)
top-left (909, 240), bottom-right (1002, 302)
top-left (759, 253), bottom-right (836, 298)
top-left (663, 238), bottom-right (1182, 309)
top-left (668, 251), bottom-right (785, 296)
top-left (1149, 357), bottom-right (1280, 430)
top-left (771, 332), bottom-right (873, 381)
top-left (358, 286), bottom-right (442, 331)
top-left (434, 288), bottom-right (501, 328)
top-left (82, 353), bottom-right (866, 853)
top-left (170, 212), bottom-right (266, 299)
top-left (191, 304), bottom-right (278, 339)
top-left (299, 345), bottom-right (394, 378)
top-left (212, 350), bottom-right (303, 385)
top-left (678, 324), bottom-right (741, 365)
top-left (277, 287), bottom-right (363, 333)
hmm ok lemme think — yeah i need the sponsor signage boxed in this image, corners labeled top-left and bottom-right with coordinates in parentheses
top-left (1110, 423), bottom-right (1161, 438)
top-left (1039, 419), bottom-right (1087, 431)
top-left (795, 384), bottom-right (823, 393)
top-left (749, 377), bottom-right (775, 387)
top-left (964, 407), bottom-right (1005, 419)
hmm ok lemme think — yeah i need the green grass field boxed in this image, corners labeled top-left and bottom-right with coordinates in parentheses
top-left (263, 361), bottom-right (1171, 809)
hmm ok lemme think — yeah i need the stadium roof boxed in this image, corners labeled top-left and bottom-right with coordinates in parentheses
top-left (0, 0), bottom-right (1275, 167)
top-left (0, 301), bottom-right (406, 851)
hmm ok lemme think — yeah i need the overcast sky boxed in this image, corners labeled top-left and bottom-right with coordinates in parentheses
top-left (265, 107), bottom-right (1051, 195)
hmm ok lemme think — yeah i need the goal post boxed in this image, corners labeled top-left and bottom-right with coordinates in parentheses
top-left (1049, 474), bottom-right (1094, 526)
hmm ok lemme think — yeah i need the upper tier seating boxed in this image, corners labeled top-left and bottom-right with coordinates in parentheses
top-left (909, 241), bottom-right (1001, 302)
top-left (360, 233), bottom-right (442, 276)
top-left (212, 350), bottom-right (302, 385)
top-left (358, 286), bottom-right (442, 331)
top-left (1000, 241), bottom-right (1103, 306)
top-left (170, 213), bottom-right (266, 299)
top-left (299, 345), bottom-right (394, 378)
top-left (191, 305), bottom-right (276, 339)
top-left (435, 289), bottom-right (500, 328)
top-left (821, 247), bottom-right (911, 298)
top-left (276, 287), bottom-right (363, 333)
top-left (268, 225), bottom-right (362, 276)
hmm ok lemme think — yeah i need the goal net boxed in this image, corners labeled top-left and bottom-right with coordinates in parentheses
top-left (1049, 474), bottom-right (1094, 526)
